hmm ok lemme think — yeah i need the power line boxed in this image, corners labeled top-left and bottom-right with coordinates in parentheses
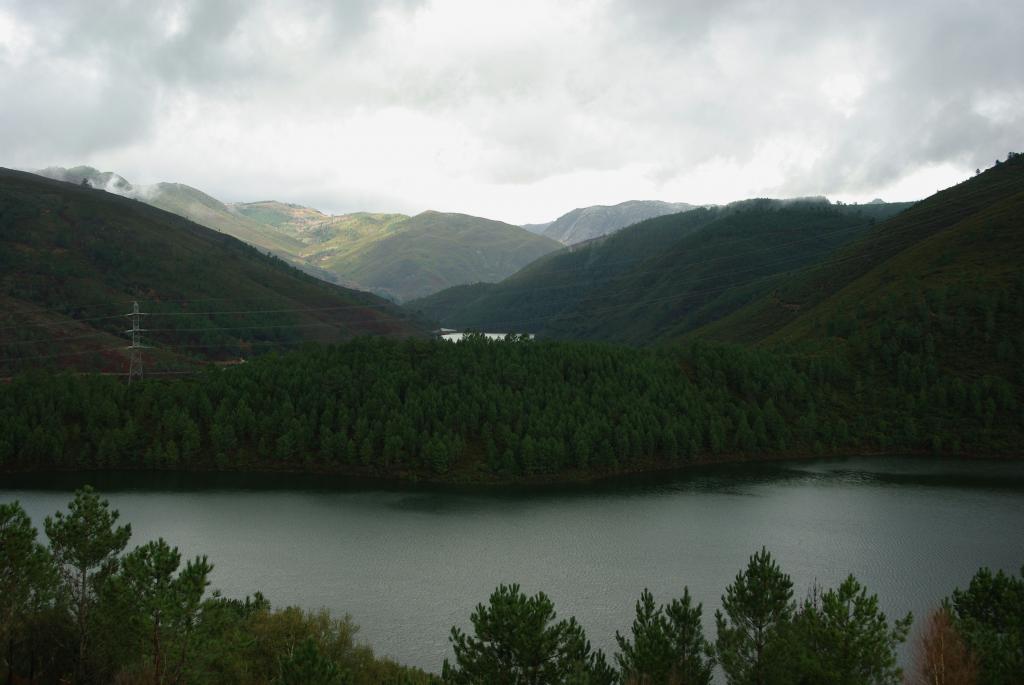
top-left (0, 346), bottom-right (126, 365)
top-left (0, 331), bottom-right (115, 346)
top-left (0, 313), bottom-right (128, 332)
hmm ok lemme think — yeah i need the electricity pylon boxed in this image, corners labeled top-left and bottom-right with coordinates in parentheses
top-left (125, 301), bottom-right (148, 384)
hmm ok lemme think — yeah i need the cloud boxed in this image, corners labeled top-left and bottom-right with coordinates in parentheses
top-left (1, 0), bottom-right (1021, 223)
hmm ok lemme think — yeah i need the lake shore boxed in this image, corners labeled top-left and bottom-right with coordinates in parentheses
top-left (3, 447), bottom-right (1021, 491)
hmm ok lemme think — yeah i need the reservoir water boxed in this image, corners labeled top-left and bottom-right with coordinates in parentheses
top-left (3, 457), bottom-right (1023, 674)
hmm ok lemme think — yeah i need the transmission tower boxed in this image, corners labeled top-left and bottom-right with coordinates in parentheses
top-left (124, 301), bottom-right (148, 384)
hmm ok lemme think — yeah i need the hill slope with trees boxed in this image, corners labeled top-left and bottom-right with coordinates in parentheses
top-left (330, 211), bottom-right (562, 302)
top-left (0, 168), bottom-right (423, 375)
top-left (696, 153), bottom-right (1024, 354)
top-left (411, 199), bottom-right (911, 343)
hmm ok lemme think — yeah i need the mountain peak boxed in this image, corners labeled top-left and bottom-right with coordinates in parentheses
top-left (542, 199), bottom-right (696, 245)
top-left (35, 165), bottom-right (134, 194)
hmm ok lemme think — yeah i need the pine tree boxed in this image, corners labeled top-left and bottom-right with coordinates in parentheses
top-left (948, 566), bottom-right (1024, 685)
top-left (105, 538), bottom-right (213, 683)
top-left (1, 501), bottom-right (59, 683)
top-left (715, 548), bottom-right (794, 685)
top-left (616, 589), bottom-right (672, 682)
top-left (663, 588), bottom-right (715, 685)
top-left (443, 584), bottom-right (615, 684)
top-left (44, 486), bottom-right (132, 681)
top-left (765, 576), bottom-right (912, 684)
top-left (616, 588), bottom-right (713, 685)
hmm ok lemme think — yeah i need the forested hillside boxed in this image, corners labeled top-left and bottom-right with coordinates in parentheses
top-left (309, 211), bottom-right (561, 302)
top-left (3, 323), bottom-right (1021, 479)
top-left (697, 153), bottom-right (1024, 350)
top-left (0, 169), bottom-right (422, 375)
top-left (409, 207), bottom-right (720, 331)
top-left (411, 199), bottom-right (911, 343)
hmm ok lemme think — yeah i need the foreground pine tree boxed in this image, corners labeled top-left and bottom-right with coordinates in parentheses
top-left (44, 485), bottom-right (131, 681)
top-left (948, 567), bottom-right (1024, 685)
top-left (715, 548), bottom-right (794, 685)
top-left (615, 587), bottom-right (714, 684)
top-left (764, 576), bottom-right (912, 684)
top-left (0, 501), bottom-right (59, 683)
top-left (442, 583), bottom-right (615, 684)
top-left (99, 538), bottom-right (213, 682)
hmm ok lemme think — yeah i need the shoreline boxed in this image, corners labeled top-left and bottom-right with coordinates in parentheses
top-left (2, 449), bottom-right (1021, 492)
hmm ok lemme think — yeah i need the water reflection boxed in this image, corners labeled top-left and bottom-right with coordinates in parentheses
top-left (4, 456), bottom-right (1024, 496)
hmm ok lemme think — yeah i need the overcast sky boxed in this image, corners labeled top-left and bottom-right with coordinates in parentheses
top-left (1, 0), bottom-right (1021, 224)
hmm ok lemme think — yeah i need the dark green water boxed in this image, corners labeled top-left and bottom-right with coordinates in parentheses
top-left (3, 457), bottom-right (1023, 674)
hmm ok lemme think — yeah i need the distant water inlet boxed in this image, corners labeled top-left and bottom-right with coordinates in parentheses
top-left (437, 330), bottom-right (534, 342)
top-left (3, 457), bottom-right (1023, 674)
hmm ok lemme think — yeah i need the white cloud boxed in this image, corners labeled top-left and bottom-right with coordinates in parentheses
top-left (821, 73), bottom-right (866, 117)
top-left (0, 8), bottom-right (34, 65)
top-left (1, 0), bottom-right (1021, 223)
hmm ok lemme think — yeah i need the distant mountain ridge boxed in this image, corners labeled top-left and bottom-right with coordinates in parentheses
top-left (540, 199), bottom-right (697, 245)
top-left (32, 167), bottom-right (561, 302)
top-left (33, 167), bottom-right (304, 257)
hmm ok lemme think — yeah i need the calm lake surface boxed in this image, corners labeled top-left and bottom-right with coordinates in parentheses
top-left (3, 457), bottom-right (1023, 674)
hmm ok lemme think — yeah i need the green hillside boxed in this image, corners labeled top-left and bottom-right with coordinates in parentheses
top-left (295, 213), bottom-right (413, 285)
top-left (229, 205), bottom-right (558, 302)
top-left (671, 154), bottom-right (1024, 456)
top-left (550, 201), bottom-right (914, 344)
top-left (409, 207), bottom-right (720, 330)
top-left (229, 199), bottom-right (333, 238)
top-left (229, 204), bottom-right (413, 290)
top-left (697, 154), bottom-right (1024, 353)
top-left (145, 183), bottom-right (306, 257)
top-left (0, 168), bottom-right (423, 375)
top-left (311, 211), bottom-right (560, 302)
top-left (411, 200), bottom-right (911, 341)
